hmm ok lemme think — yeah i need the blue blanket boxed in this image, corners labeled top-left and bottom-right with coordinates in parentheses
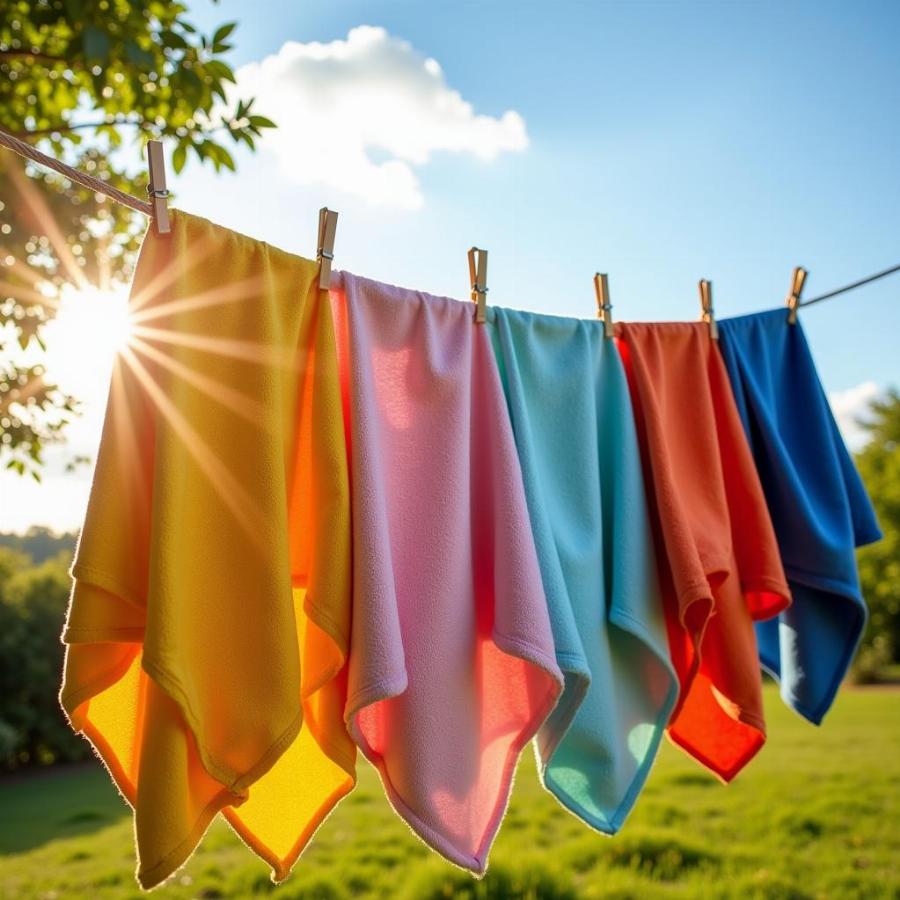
top-left (718, 309), bottom-right (881, 723)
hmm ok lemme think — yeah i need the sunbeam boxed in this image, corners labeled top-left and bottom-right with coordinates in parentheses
top-left (130, 274), bottom-right (265, 325)
top-left (127, 233), bottom-right (217, 314)
top-left (129, 335), bottom-right (271, 431)
top-left (0, 277), bottom-right (59, 311)
top-left (119, 344), bottom-right (274, 554)
top-left (131, 322), bottom-right (301, 369)
top-left (8, 162), bottom-right (90, 292)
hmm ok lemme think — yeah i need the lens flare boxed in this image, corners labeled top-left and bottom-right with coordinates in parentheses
top-left (41, 286), bottom-right (134, 397)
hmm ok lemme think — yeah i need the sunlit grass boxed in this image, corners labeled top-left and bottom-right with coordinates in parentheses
top-left (2, 685), bottom-right (898, 899)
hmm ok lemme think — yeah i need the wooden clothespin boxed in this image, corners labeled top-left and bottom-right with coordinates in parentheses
top-left (698, 279), bottom-right (718, 340)
top-left (468, 246), bottom-right (488, 324)
top-left (317, 207), bottom-right (338, 289)
top-left (594, 272), bottom-right (614, 338)
top-left (146, 140), bottom-right (170, 235)
top-left (785, 266), bottom-right (808, 325)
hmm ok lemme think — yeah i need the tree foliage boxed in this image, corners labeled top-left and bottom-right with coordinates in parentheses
top-left (0, 545), bottom-right (87, 769)
top-left (855, 388), bottom-right (900, 676)
top-left (0, 0), bottom-right (275, 477)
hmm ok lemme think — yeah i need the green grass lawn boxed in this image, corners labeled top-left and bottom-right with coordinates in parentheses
top-left (2, 685), bottom-right (898, 899)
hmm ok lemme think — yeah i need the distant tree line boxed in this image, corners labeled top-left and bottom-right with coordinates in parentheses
top-left (853, 389), bottom-right (900, 681)
top-left (0, 527), bottom-right (75, 565)
top-left (0, 393), bottom-right (897, 770)
top-left (0, 534), bottom-right (88, 770)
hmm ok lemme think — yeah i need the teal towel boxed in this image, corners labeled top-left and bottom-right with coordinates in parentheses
top-left (488, 308), bottom-right (677, 832)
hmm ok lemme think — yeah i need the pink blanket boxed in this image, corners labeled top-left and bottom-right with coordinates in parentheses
top-left (331, 272), bottom-right (563, 873)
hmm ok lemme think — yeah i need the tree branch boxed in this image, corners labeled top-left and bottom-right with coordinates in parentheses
top-left (10, 118), bottom-right (144, 139)
top-left (0, 50), bottom-right (67, 65)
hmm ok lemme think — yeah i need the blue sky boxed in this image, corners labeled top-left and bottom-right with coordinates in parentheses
top-left (3, 0), bottom-right (899, 531)
top-left (178, 0), bottom-right (900, 392)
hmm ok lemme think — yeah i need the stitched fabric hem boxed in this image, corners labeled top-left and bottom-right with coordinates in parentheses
top-left (137, 786), bottom-right (241, 890)
top-left (783, 564), bottom-right (867, 605)
top-left (764, 588), bottom-right (867, 725)
top-left (667, 704), bottom-right (766, 783)
top-left (348, 633), bottom-right (563, 875)
top-left (540, 606), bottom-right (679, 834)
top-left (344, 673), bottom-right (409, 720)
top-left (70, 563), bottom-right (146, 612)
top-left (741, 576), bottom-right (792, 620)
top-left (533, 668), bottom-right (590, 765)
top-left (300, 596), bottom-right (349, 701)
top-left (141, 655), bottom-right (302, 794)
top-left (62, 625), bottom-right (146, 642)
top-left (59, 657), bottom-right (246, 892)
top-left (544, 694), bottom-right (674, 835)
top-left (223, 770), bottom-right (356, 884)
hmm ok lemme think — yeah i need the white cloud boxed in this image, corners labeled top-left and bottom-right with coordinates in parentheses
top-left (232, 26), bottom-right (529, 210)
top-left (829, 381), bottom-right (882, 451)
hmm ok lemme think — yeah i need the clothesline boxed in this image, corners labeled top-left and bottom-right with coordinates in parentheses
top-left (0, 127), bottom-right (152, 217)
top-left (1, 126), bottom-right (898, 311)
top-left (799, 262), bottom-right (900, 307)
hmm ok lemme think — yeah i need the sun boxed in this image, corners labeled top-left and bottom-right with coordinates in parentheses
top-left (41, 285), bottom-right (134, 398)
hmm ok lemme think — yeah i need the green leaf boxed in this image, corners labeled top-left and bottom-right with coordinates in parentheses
top-left (201, 142), bottom-right (227, 171)
top-left (215, 144), bottom-right (235, 171)
top-left (205, 60), bottom-right (236, 83)
top-left (82, 25), bottom-right (111, 63)
top-left (172, 143), bottom-right (187, 174)
top-left (249, 115), bottom-right (277, 129)
top-left (181, 68), bottom-right (203, 99)
top-left (124, 41), bottom-right (155, 70)
top-left (160, 30), bottom-right (189, 50)
top-left (212, 22), bottom-right (237, 46)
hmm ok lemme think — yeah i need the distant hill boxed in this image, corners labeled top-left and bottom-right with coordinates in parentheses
top-left (0, 528), bottom-right (77, 565)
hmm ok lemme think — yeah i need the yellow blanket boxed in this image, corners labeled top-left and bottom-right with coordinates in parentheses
top-left (59, 210), bottom-right (354, 888)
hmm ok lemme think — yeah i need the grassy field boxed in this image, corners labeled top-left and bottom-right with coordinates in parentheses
top-left (2, 685), bottom-right (898, 899)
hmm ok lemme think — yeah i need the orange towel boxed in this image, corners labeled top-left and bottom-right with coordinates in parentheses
top-left (58, 211), bottom-right (354, 888)
top-left (616, 322), bottom-right (790, 781)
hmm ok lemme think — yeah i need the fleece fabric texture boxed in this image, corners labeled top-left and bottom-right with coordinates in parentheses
top-left (331, 272), bottom-right (564, 874)
top-left (717, 309), bottom-right (882, 723)
top-left (487, 308), bottom-right (678, 833)
top-left (616, 322), bottom-right (792, 782)
top-left (59, 210), bottom-right (355, 889)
